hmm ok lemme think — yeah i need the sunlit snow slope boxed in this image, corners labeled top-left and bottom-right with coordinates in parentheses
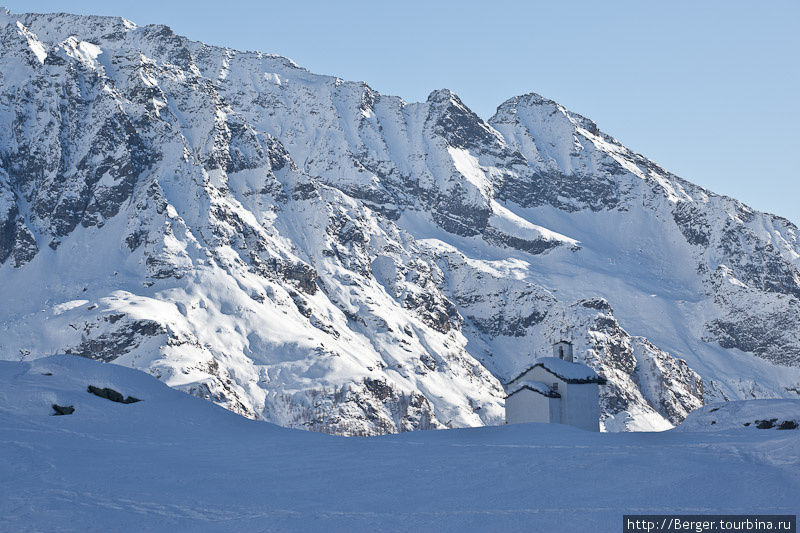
top-left (1, 9), bottom-right (800, 434)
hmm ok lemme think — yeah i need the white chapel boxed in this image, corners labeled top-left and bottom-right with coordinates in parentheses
top-left (505, 341), bottom-right (605, 432)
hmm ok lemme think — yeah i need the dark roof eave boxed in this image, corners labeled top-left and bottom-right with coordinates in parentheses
top-left (505, 385), bottom-right (561, 400)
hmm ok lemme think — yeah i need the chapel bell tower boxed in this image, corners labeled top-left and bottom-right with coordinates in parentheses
top-left (552, 340), bottom-right (573, 362)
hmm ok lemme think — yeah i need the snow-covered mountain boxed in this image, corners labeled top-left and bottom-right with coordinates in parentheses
top-left (1, 9), bottom-right (799, 434)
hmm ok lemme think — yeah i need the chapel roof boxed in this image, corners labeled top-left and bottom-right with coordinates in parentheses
top-left (506, 379), bottom-right (561, 399)
top-left (507, 357), bottom-right (607, 387)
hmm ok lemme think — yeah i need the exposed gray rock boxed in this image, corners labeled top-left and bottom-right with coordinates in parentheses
top-left (87, 385), bottom-right (140, 404)
top-left (51, 404), bottom-right (75, 415)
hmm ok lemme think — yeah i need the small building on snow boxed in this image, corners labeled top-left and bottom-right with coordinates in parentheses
top-left (505, 341), bottom-right (605, 432)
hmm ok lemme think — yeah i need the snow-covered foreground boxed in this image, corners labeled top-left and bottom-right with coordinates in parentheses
top-left (1, 356), bottom-right (798, 532)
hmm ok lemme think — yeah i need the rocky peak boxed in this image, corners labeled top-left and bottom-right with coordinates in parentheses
top-left (1, 9), bottom-right (799, 437)
top-left (426, 88), bottom-right (505, 153)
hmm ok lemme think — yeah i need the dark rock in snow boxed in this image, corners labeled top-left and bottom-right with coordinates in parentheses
top-left (52, 404), bottom-right (75, 415)
top-left (87, 385), bottom-right (141, 404)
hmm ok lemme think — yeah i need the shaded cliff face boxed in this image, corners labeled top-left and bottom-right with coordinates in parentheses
top-left (0, 9), bottom-right (798, 434)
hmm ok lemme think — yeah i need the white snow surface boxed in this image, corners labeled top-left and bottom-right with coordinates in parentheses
top-left (677, 400), bottom-right (800, 432)
top-left (488, 201), bottom-right (579, 246)
top-left (1, 356), bottom-right (798, 532)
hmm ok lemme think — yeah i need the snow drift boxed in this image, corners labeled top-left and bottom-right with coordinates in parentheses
top-left (1, 355), bottom-right (798, 532)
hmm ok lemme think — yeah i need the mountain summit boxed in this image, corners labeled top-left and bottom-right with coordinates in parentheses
top-left (1, 10), bottom-right (799, 434)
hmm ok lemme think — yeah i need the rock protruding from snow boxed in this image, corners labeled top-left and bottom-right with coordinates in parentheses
top-left (676, 400), bottom-right (800, 432)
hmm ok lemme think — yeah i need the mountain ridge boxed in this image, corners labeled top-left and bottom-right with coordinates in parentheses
top-left (1, 8), bottom-right (799, 435)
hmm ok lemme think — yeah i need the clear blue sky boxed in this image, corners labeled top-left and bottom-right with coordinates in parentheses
top-left (6, 1), bottom-right (799, 224)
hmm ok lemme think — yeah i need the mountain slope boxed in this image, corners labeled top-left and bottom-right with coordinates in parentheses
top-left (1, 9), bottom-right (799, 434)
